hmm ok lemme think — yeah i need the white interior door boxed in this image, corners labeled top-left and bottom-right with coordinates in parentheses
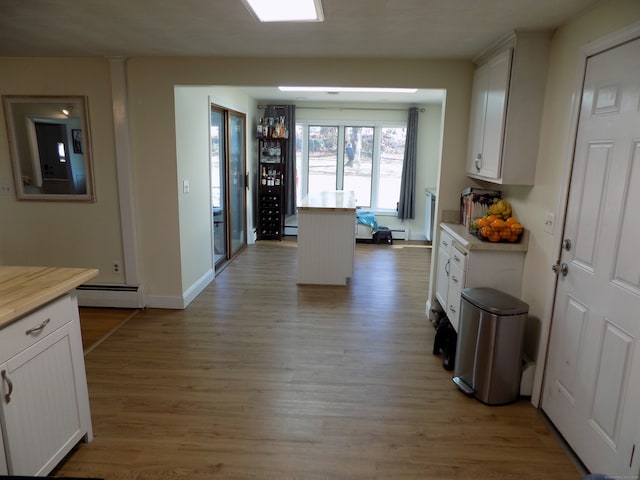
top-left (542, 37), bottom-right (640, 476)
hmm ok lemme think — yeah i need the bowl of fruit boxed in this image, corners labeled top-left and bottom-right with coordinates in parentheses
top-left (469, 199), bottom-right (524, 243)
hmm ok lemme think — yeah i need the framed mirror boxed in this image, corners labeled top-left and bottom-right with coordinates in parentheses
top-left (3, 95), bottom-right (95, 201)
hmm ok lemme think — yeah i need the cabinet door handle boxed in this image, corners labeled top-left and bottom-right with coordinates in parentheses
top-left (451, 275), bottom-right (458, 283)
top-left (445, 259), bottom-right (450, 276)
top-left (25, 317), bottom-right (50, 336)
top-left (441, 240), bottom-right (449, 248)
top-left (449, 304), bottom-right (456, 313)
top-left (1, 370), bottom-right (13, 404)
top-left (474, 153), bottom-right (482, 171)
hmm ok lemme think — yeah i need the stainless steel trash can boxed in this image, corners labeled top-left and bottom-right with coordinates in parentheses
top-left (452, 287), bottom-right (528, 405)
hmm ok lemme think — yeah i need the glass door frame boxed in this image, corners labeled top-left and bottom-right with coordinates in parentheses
top-left (210, 103), bottom-right (247, 271)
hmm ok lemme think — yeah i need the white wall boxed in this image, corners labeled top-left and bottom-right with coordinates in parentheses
top-left (172, 86), bottom-right (258, 309)
top-left (126, 57), bottom-right (473, 305)
top-left (0, 55), bottom-right (471, 306)
top-left (0, 58), bottom-right (124, 284)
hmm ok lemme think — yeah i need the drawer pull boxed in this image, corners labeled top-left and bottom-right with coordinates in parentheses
top-left (1, 370), bottom-right (13, 404)
top-left (449, 305), bottom-right (456, 313)
top-left (441, 240), bottom-right (449, 247)
top-left (25, 317), bottom-right (50, 336)
top-left (451, 275), bottom-right (458, 283)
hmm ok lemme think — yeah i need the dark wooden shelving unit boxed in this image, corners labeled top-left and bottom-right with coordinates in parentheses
top-left (257, 137), bottom-right (286, 240)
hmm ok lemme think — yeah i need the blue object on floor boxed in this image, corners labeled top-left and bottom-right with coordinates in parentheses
top-left (356, 210), bottom-right (378, 233)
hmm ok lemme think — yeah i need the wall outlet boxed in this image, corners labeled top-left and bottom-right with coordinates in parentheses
top-left (0, 182), bottom-right (12, 196)
top-left (112, 261), bottom-right (121, 274)
top-left (544, 211), bottom-right (555, 234)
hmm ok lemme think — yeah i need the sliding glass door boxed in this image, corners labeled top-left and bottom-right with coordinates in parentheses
top-left (210, 105), bottom-right (247, 270)
top-left (210, 108), bottom-right (227, 266)
top-left (228, 112), bottom-right (246, 256)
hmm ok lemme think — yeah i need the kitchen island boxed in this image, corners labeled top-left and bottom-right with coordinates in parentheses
top-left (297, 190), bottom-right (356, 285)
top-left (0, 266), bottom-right (98, 476)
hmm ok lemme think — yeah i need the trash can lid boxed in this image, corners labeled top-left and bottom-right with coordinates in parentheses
top-left (461, 287), bottom-right (529, 316)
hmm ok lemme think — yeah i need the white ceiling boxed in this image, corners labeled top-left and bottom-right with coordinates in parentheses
top-left (0, 0), bottom-right (599, 103)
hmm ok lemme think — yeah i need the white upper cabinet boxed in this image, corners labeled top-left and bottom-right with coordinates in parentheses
top-left (466, 32), bottom-right (551, 185)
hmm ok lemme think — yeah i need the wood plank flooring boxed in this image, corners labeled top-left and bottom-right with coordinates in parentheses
top-left (79, 307), bottom-right (139, 353)
top-left (58, 241), bottom-right (582, 479)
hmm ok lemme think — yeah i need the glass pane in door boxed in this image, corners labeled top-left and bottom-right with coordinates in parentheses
top-left (343, 126), bottom-right (374, 207)
top-left (210, 108), bottom-right (227, 266)
top-left (308, 125), bottom-right (338, 195)
top-left (378, 127), bottom-right (406, 209)
top-left (228, 112), bottom-right (246, 256)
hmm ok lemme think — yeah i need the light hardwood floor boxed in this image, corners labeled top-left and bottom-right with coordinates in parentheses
top-left (59, 241), bottom-right (582, 480)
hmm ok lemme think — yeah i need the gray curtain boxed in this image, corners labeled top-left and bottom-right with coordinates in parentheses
top-left (397, 107), bottom-right (419, 220)
top-left (265, 104), bottom-right (296, 216)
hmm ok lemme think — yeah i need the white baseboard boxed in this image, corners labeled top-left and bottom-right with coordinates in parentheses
top-left (182, 269), bottom-right (215, 308)
top-left (76, 284), bottom-right (145, 308)
top-left (145, 269), bottom-right (214, 309)
top-left (77, 269), bottom-right (214, 310)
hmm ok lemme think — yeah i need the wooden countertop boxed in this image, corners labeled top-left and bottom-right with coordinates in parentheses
top-left (0, 266), bottom-right (99, 328)
top-left (298, 190), bottom-right (357, 211)
top-left (441, 223), bottom-right (529, 252)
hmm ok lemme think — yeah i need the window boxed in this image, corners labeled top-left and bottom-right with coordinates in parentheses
top-left (296, 122), bottom-right (407, 211)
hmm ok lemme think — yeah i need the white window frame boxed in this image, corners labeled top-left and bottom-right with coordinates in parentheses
top-left (296, 120), bottom-right (407, 213)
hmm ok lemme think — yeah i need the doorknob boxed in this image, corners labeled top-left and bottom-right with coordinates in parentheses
top-left (552, 262), bottom-right (568, 276)
top-left (562, 239), bottom-right (572, 251)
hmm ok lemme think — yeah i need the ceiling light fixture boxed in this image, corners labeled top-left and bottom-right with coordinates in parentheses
top-left (278, 86), bottom-right (418, 94)
top-left (243, 0), bottom-right (324, 22)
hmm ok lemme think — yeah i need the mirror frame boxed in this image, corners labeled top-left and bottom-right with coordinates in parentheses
top-left (3, 95), bottom-right (96, 202)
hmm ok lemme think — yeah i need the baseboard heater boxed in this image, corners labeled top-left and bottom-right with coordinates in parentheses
top-left (389, 227), bottom-right (409, 241)
top-left (284, 224), bottom-right (298, 236)
top-left (75, 284), bottom-right (144, 308)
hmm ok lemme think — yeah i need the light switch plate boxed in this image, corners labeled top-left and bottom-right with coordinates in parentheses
top-left (544, 211), bottom-right (555, 234)
top-left (182, 180), bottom-right (190, 194)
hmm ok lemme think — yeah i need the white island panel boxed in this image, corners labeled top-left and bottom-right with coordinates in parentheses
top-left (297, 191), bottom-right (356, 286)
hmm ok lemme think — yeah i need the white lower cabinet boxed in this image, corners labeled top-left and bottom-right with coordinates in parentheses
top-left (435, 230), bottom-right (453, 310)
top-left (446, 246), bottom-right (467, 330)
top-left (0, 293), bottom-right (92, 476)
top-left (435, 224), bottom-right (527, 332)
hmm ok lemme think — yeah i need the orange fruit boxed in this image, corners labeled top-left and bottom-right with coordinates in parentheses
top-left (480, 226), bottom-right (493, 238)
top-left (505, 217), bottom-right (518, 226)
top-left (511, 223), bottom-right (523, 235)
top-left (490, 219), bottom-right (507, 231)
top-left (476, 217), bottom-right (490, 228)
top-left (486, 214), bottom-right (499, 223)
top-left (488, 233), bottom-right (501, 242)
top-left (500, 228), bottom-right (512, 239)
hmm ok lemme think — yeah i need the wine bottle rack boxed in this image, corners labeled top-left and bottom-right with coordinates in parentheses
top-left (257, 138), bottom-right (286, 240)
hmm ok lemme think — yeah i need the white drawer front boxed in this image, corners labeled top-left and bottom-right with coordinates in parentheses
top-left (447, 262), bottom-right (466, 332)
top-left (0, 294), bottom-right (73, 362)
top-left (439, 230), bottom-right (453, 256)
top-left (450, 243), bottom-right (468, 270)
